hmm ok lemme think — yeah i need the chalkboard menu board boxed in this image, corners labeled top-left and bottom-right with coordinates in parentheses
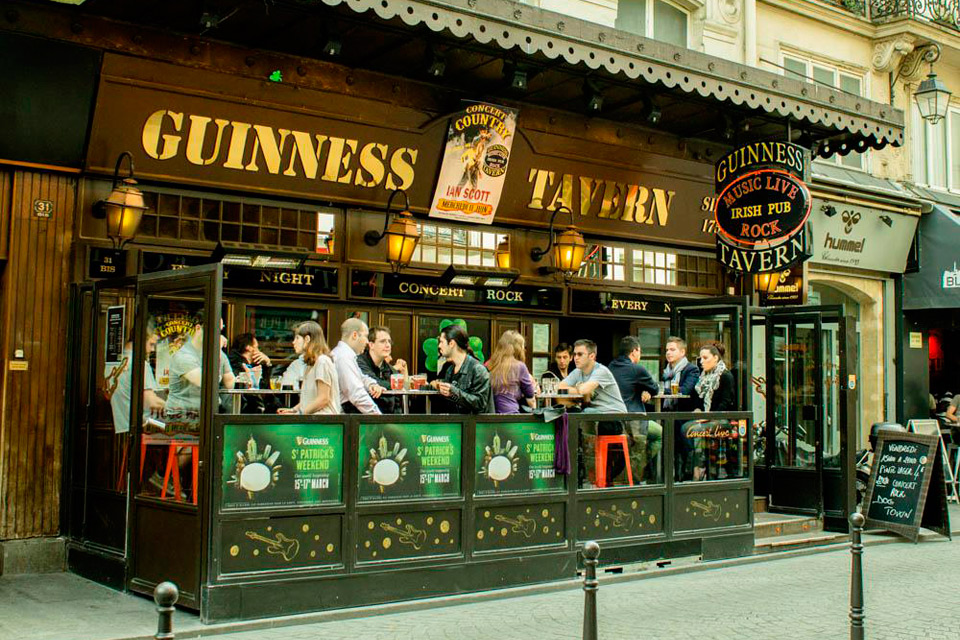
top-left (861, 432), bottom-right (950, 541)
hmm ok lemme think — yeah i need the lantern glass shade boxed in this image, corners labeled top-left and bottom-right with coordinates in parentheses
top-left (385, 214), bottom-right (420, 269)
top-left (495, 238), bottom-right (511, 269)
top-left (754, 272), bottom-right (781, 294)
top-left (104, 179), bottom-right (148, 242)
top-left (915, 71), bottom-right (952, 125)
top-left (554, 227), bottom-right (586, 274)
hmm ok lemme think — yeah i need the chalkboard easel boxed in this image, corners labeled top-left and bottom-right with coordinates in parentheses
top-left (862, 432), bottom-right (951, 542)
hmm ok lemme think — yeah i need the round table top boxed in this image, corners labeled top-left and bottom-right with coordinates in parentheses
top-left (536, 393), bottom-right (585, 399)
top-left (222, 388), bottom-right (301, 394)
top-left (380, 388), bottom-right (439, 395)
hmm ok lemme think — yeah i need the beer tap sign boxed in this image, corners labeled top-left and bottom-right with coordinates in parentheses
top-left (712, 142), bottom-right (812, 274)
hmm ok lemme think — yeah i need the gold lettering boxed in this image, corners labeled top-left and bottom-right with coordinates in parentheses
top-left (651, 189), bottom-right (675, 226)
top-left (245, 126), bottom-right (291, 174)
top-left (386, 148), bottom-right (418, 191)
top-left (634, 187), bottom-right (651, 223)
top-left (184, 115), bottom-right (229, 166)
top-left (321, 137), bottom-right (358, 183)
top-left (527, 169), bottom-right (555, 210)
top-left (547, 174), bottom-right (574, 211)
top-left (356, 142), bottom-right (388, 188)
top-left (223, 122), bottom-right (253, 170)
top-left (578, 177), bottom-right (604, 217)
top-left (141, 110), bottom-right (183, 160)
top-left (284, 131), bottom-right (330, 179)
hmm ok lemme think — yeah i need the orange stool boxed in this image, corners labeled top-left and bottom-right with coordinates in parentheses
top-left (594, 434), bottom-right (634, 488)
top-left (140, 435), bottom-right (199, 504)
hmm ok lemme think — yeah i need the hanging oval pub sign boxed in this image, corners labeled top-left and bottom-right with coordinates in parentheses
top-left (714, 168), bottom-right (811, 247)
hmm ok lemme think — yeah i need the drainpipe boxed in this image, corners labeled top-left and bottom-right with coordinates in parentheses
top-left (744, 0), bottom-right (757, 66)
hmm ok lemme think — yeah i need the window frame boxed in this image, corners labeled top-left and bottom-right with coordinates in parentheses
top-left (912, 103), bottom-right (960, 193)
top-left (614, 0), bottom-right (691, 48)
top-left (779, 51), bottom-right (869, 172)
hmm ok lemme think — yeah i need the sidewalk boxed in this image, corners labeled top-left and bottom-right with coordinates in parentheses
top-left (6, 505), bottom-right (959, 640)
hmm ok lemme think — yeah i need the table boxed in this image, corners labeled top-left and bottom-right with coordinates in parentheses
top-left (222, 389), bottom-right (301, 414)
top-left (380, 388), bottom-right (440, 414)
top-left (651, 394), bottom-right (690, 412)
top-left (535, 392), bottom-right (584, 408)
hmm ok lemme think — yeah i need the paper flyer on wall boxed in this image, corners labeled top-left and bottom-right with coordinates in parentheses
top-left (428, 101), bottom-right (519, 225)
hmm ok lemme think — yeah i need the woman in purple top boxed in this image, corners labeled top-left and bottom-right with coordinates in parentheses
top-left (486, 330), bottom-right (537, 414)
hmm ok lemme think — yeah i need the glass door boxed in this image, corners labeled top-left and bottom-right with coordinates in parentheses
top-left (764, 313), bottom-right (823, 516)
top-left (762, 306), bottom-right (855, 531)
top-left (671, 297), bottom-right (750, 410)
top-left (128, 263), bottom-right (222, 610)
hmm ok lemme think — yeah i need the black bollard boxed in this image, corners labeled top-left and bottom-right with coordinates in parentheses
top-left (582, 540), bottom-right (600, 640)
top-left (154, 581), bottom-right (179, 640)
top-left (849, 512), bottom-right (865, 640)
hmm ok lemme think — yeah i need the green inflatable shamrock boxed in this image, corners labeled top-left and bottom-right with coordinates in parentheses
top-left (421, 318), bottom-right (484, 372)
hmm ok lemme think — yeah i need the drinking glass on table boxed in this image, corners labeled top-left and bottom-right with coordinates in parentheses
top-left (270, 376), bottom-right (282, 390)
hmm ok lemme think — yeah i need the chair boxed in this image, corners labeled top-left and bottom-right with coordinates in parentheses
top-left (907, 419), bottom-right (958, 504)
top-left (141, 435), bottom-right (200, 504)
top-left (594, 434), bottom-right (634, 488)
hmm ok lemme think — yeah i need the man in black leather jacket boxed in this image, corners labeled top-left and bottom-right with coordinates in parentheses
top-left (430, 325), bottom-right (493, 414)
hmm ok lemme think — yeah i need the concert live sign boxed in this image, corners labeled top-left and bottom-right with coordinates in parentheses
top-left (713, 142), bottom-right (812, 273)
top-left (429, 102), bottom-right (518, 225)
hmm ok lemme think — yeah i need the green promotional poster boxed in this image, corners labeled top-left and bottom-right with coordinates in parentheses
top-left (358, 423), bottom-right (461, 501)
top-left (475, 422), bottom-right (564, 495)
top-left (222, 423), bottom-right (343, 509)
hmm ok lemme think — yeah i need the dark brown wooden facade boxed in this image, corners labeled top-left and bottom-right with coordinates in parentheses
top-left (0, 170), bottom-right (76, 539)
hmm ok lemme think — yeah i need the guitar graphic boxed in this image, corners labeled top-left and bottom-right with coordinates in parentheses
top-left (244, 530), bottom-right (300, 561)
top-left (598, 508), bottom-right (635, 530)
top-left (379, 523), bottom-right (428, 549)
top-left (690, 500), bottom-right (722, 522)
top-left (102, 357), bottom-right (130, 400)
top-left (494, 514), bottom-right (537, 538)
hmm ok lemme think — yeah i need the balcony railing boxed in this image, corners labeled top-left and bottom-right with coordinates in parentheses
top-left (823, 0), bottom-right (867, 17)
top-left (871, 0), bottom-right (960, 30)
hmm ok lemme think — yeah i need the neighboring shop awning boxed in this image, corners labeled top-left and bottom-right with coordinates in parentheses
top-left (807, 164), bottom-right (922, 274)
top-left (903, 204), bottom-right (960, 310)
top-left (317, 0), bottom-right (903, 157)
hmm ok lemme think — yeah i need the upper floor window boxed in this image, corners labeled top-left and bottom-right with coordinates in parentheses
top-left (615, 0), bottom-right (689, 48)
top-left (574, 241), bottom-right (720, 293)
top-left (913, 105), bottom-right (960, 191)
top-left (782, 54), bottom-right (866, 171)
top-left (408, 222), bottom-right (509, 268)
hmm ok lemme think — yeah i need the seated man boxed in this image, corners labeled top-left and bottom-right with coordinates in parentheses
top-left (166, 312), bottom-right (234, 428)
top-left (228, 332), bottom-right (277, 414)
top-left (559, 339), bottom-right (629, 487)
top-left (608, 336), bottom-right (662, 480)
top-left (357, 325), bottom-right (408, 414)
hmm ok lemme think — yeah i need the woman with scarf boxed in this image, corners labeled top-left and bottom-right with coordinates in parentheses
top-left (682, 343), bottom-right (736, 480)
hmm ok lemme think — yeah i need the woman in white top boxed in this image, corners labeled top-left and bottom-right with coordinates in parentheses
top-left (279, 326), bottom-right (341, 415)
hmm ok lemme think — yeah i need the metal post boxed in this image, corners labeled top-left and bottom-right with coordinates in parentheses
top-left (582, 540), bottom-right (600, 640)
top-left (849, 512), bottom-right (865, 640)
top-left (154, 581), bottom-right (179, 640)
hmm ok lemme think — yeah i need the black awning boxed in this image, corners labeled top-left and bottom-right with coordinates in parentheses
top-left (903, 205), bottom-right (960, 310)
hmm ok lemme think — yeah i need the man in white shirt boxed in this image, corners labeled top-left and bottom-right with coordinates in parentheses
top-left (331, 317), bottom-right (381, 414)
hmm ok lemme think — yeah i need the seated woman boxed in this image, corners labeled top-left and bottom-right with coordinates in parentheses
top-left (682, 343), bottom-right (736, 480)
top-left (487, 330), bottom-right (536, 414)
top-left (279, 325), bottom-right (341, 415)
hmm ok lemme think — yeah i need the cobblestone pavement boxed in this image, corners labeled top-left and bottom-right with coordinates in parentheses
top-left (197, 536), bottom-right (960, 640)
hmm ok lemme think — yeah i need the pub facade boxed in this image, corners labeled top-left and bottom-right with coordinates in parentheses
top-left (0, 0), bottom-right (910, 618)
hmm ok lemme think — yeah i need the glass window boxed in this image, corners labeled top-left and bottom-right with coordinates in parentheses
top-left (243, 306), bottom-right (328, 366)
top-left (812, 65), bottom-right (835, 87)
top-left (578, 244), bottom-right (626, 282)
top-left (783, 57), bottom-right (807, 81)
top-left (840, 74), bottom-right (861, 96)
top-left (615, 0), bottom-right (647, 36)
top-left (653, 0), bottom-right (687, 47)
top-left (409, 222), bottom-right (508, 268)
top-left (316, 213), bottom-right (335, 255)
top-left (676, 418), bottom-right (749, 481)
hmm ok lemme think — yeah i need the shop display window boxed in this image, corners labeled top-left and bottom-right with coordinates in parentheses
top-left (244, 306), bottom-right (328, 366)
top-left (416, 315), bottom-right (491, 377)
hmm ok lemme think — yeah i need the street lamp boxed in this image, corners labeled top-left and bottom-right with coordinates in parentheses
top-left (364, 189), bottom-right (420, 272)
top-left (94, 151), bottom-right (149, 249)
top-left (915, 66), bottom-right (952, 125)
top-left (530, 205), bottom-right (587, 277)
